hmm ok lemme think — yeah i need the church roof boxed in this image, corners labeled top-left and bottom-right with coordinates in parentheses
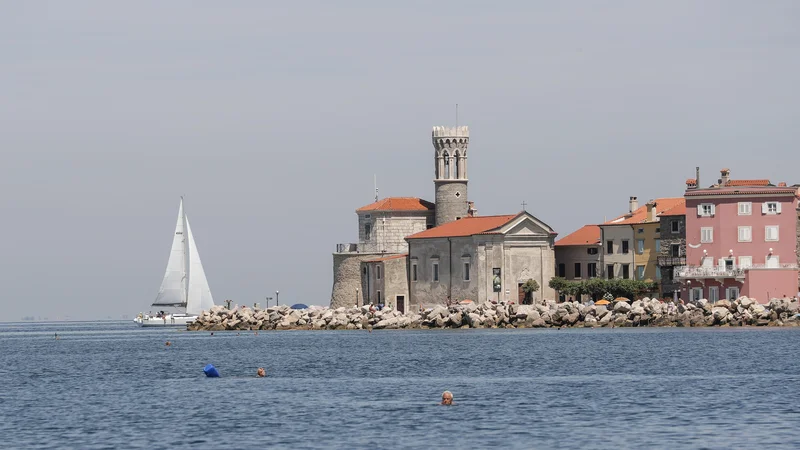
top-left (405, 214), bottom-right (518, 239)
top-left (555, 225), bottom-right (600, 247)
top-left (356, 197), bottom-right (435, 213)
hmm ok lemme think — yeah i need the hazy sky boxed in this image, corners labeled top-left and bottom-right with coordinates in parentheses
top-left (2, 1), bottom-right (798, 321)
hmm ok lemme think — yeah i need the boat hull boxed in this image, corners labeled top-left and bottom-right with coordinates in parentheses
top-left (134, 314), bottom-right (197, 327)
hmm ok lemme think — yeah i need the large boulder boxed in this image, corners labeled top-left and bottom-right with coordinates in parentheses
top-left (614, 302), bottom-right (631, 314)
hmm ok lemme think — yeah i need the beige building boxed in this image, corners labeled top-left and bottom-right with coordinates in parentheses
top-left (554, 224), bottom-right (601, 281)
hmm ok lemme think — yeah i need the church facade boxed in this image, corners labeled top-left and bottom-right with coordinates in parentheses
top-left (330, 125), bottom-right (557, 310)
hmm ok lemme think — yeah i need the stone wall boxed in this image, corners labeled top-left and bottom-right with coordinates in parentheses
top-left (357, 211), bottom-right (433, 254)
top-left (331, 252), bottom-right (382, 308)
top-left (434, 181), bottom-right (468, 226)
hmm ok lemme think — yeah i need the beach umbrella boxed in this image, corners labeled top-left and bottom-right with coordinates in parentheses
top-left (614, 297), bottom-right (630, 302)
top-left (595, 299), bottom-right (610, 306)
top-left (459, 299), bottom-right (474, 305)
top-left (290, 303), bottom-right (309, 310)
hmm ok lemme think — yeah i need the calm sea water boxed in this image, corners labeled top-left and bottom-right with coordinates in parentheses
top-left (2, 322), bottom-right (799, 449)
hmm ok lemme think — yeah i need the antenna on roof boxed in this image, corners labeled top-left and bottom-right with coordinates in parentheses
top-left (455, 103), bottom-right (459, 128)
top-left (374, 174), bottom-right (378, 202)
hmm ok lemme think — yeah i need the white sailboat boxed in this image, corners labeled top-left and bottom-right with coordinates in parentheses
top-left (134, 198), bottom-right (215, 327)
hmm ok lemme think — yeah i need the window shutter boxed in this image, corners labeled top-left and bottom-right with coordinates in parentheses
top-left (762, 202), bottom-right (768, 214)
top-left (710, 204), bottom-right (716, 215)
top-left (718, 258), bottom-right (725, 268)
top-left (697, 205), bottom-right (703, 216)
top-left (776, 203), bottom-right (782, 214)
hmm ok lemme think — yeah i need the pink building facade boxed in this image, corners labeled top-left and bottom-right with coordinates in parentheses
top-left (677, 169), bottom-right (800, 303)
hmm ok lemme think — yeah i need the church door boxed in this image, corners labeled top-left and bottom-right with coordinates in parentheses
top-left (396, 295), bottom-right (405, 313)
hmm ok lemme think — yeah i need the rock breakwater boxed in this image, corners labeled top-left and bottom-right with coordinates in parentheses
top-left (187, 296), bottom-right (800, 331)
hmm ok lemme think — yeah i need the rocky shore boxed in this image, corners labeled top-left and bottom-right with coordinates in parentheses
top-left (187, 296), bottom-right (800, 331)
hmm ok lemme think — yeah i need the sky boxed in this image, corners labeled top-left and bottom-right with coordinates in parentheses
top-left (1, 1), bottom-right (799, 321)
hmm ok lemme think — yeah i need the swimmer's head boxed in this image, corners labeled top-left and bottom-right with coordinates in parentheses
top-left (441, 391), bottom-right (453, 405)
top-left (257, 367), bottom-right (266, 377)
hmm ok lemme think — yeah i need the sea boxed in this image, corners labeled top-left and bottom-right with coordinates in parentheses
top-left (2, 321), bottom-right (800, 449)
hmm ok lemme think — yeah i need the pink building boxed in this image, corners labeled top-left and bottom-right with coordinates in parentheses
top-left (677, 168), bottom-right (799, 303)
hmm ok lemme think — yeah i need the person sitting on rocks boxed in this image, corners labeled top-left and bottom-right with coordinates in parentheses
top-left (441, 391), bottom-right (454, 406)
top-left (257, 367), bottom-right (266, 377)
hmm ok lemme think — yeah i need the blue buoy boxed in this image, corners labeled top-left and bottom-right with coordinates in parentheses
top-left (203, 364), bottom-right (220, 378)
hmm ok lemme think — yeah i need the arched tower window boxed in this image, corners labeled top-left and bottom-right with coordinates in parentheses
top-left (443, 151), bottom-right (450, 179)
top-left (454, 150), bottom-right (461, 179)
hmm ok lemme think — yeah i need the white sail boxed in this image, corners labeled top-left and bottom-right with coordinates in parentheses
top-left (152, 198), bottom-right (187, 307)
top-left (185, 216), bottom-right (214, 315)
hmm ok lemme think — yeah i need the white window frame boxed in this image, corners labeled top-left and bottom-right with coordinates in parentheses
top-left (766, 255), bottom-right (779, 267)
top-left (738, 226), bottom-right (752, 242)
top-left (762, 202), bottom-right (780, 215)
top-left (700, 227), bottom-right (714, 243)
top-left (738, 202), bottom-right (752, 215)
top-left (726, 287), bottom-right (740, 300)
top-left (691, 287), bottom-right (704, 301)
top-left (765, 225), bottom-right (779, 242)
top-left (698, 203), bottom-right (715, 217)
top-left (637, 239), bottom-right (644, 254)
top-left (708, 286), bottom-right (719, 302)
top-left (738, 256), bottom-right (752, 268)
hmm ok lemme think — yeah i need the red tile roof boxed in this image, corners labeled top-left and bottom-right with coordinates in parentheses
top-left (686, 178), bottom-right (697, 186)
top-left (725, 179), bottom-right (771, 187)
top-left (406, 214), bottom-right (518, 239)
top-left (555, 225), bottom-right (600, 247)
top-left (604, 198), bottom-right (685, 225)
top-left (365, 254), bottom-right (408, 263)
top-left (356, 197), bottom-right (435, 213)
top-left (659, 202), bottom-right (686, 217)
top-left (685, 187), bottom-right (797, 197)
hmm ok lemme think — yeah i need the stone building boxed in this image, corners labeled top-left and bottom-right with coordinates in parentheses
top-left (405, 212), bottom-right (557, 310)
top-left (331, 125), bottom-right (557, 309)
top-left (656, 202), bottom-right (687, 299)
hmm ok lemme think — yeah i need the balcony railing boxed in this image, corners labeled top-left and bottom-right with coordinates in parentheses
top-left (657, 256), bottom-right (686, 267)
top-left (675, 263), bottom-right (798, 279)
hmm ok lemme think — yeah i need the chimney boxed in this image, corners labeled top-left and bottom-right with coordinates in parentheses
top-left (695, 166), bottom-right (700, 188)
top-left (720, 168), bottom-right (731, 185)
top-left (629, 196), bottom-right (638, 214)
top-left (646, 200), bottom-right (657, 222)
top-left (467, 201), bottom-right (476, 217)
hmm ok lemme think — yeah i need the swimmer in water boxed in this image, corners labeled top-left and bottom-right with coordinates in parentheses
top-left (441, 391), bottom-right (453, 406)
top-left (257, 367), bottom-right (266, 377)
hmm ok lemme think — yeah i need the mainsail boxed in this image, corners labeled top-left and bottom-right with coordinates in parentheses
top-left (185, 217), bottom-right (214, 315)
top-left (152, 198), bottom-right (188, 307)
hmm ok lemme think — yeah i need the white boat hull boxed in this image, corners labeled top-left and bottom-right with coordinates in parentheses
top-left (134, 314), bottom-right (197, 327)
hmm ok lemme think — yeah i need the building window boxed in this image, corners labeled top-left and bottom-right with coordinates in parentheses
top-left (377, 291), bottom-right (381, 304)
top-left (698, 203), bottom-right (715, 217)
top-left (738, 256), bottom-right (752, 268)
top-left (738, 202), bottom-right (752, 215)
top-left (738, 226), bottom-right (752, 242)
top-left (637, 239), bottom-right (644, 254)
top-left (671, 221), bottom-right (680, 233)
top-left (655, 239), bottom-right (661, 253)
top-left (587, 263), bottom-right (597, 278)
top-left (671, 244), bottom-right (680, 257)
top-left (621, 240), bottom-right (629, 254)
top-left (433, 262), bottom-right (439, 282)
top-left (376, 265), bottom-right (381, 280)
top-left (364, 223), bottom-right (372, 240)
top-left (606, 240), bottom-right (613, 254)
top-left (636, 265), bottom-right (645, 280)
top-left (638, 228), bottom-right (644, 234)
top-left (574, 263), bottom-right (581, 279)
top-left (607, 264), bottom-right (614, 279)
top-left (700, 227), bottom-right (713, 243)
top-left (363, 267), bottom-right (367, 275)
top-left (655, 227), bottom-right (660, 233)
top-left (763, 202), bottom-right (780, 215)
top-left (558, 263), bottom-right (566, 278)
top-left (622, 264), bottom-right (630, 279)
top-left (655, 269), bottom-right (662, 280)
top-left (765, 225), bottom-right (779, 241)
top-left (766, 255), bottom-right (780, 267)
top-left (412, 263), bottom-right (418, 282)
top-left (587, 247), bottom-right (598, 255)
top-left (463, 262), bottom-right (470, 281)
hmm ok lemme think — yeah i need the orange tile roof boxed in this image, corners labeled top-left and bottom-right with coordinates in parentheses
top-left (356, 197), bottom-right (435, 213)
top-left (406, 214), bottom-right (518, 239)
top-left (365, 254), bottom-right (408, 263)
top-left (603, 198), bottom-right (685, 225)
top-left (685, 187), bottom-right (797, 197)
top-left (555, 225), bottom-right (600, 247)
top-left (659, 202), bottom-right (686, 217)
top-left (686, 178), bottom-right (697, 186)
top-left (725, 179), bottom-right (771, 187)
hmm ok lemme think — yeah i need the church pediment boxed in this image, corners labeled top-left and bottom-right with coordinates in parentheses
top-left (494, 212), bottom-right (555, 237)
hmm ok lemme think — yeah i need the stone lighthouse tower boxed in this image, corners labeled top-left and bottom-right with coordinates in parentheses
top-left (432, 126), bottom-right (469, 226)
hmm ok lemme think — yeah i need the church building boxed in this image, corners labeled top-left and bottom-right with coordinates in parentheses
top-left (330, 125), bottom-right (557, 311)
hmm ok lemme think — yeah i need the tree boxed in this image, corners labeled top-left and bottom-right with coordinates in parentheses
top-left (521, 279), bottom-right (540, 304)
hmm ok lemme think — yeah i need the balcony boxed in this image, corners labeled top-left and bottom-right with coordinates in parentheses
top-left (335, 243), bottom-right (359, 253)
top-left (657, 256), bottom-right (686, 267)
top-left (675, 263), bottom-right (799, 280)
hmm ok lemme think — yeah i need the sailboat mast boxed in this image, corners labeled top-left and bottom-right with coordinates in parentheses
top-left (181, 196), bottom-right (189, 307)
